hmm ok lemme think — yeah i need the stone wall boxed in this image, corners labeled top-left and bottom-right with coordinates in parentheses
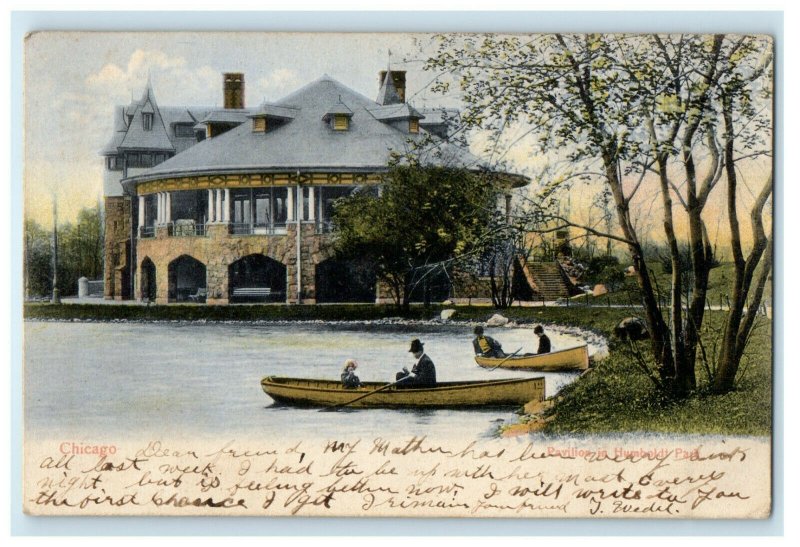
top-left (451, 271), bottom-right (493, 301)
top-left (103, 196), bottom-right (131, 300)
top-left (134, 222), bottom-right (336, 304)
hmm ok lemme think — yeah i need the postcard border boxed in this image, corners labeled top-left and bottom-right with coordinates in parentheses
top-left (8, 8), bottom-right (785, 537)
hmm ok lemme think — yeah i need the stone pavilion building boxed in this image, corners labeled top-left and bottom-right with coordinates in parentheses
top-left (102, 70), bottom-right (528, 304)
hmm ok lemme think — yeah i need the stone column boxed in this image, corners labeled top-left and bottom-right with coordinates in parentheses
top-left (205, 224), bottom-right (230, 304)
top-left (156, 193), bottom-right (162, 224)
top-left (308, 187), bottom-right (315, 221)
top-left (165, 192), bottom-right (172, 223)
top-left (287, 185), bottom-right (295, 221)
top-left (138, 196), bottom-right (145, 229)
top-left (223, 188), bottom-right (231, 223)
top-left (295, 185), bottom-right (303, 304)
top-left (215, 189), bottom-right (223, 223)
top-left (155, 258), bottom-right (170, 305)
top-left (207, 189), bottom-right (214, 223)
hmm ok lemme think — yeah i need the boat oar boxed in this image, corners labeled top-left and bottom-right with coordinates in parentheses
top-left (485, 347), bottom-right (524, 372)
top-left (319, 375), bottom-right (412, 412)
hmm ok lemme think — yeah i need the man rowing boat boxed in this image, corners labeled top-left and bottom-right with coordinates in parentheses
top-left (472, 325), bottom-right (507, 358)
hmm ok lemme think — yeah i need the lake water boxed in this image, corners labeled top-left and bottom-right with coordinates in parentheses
top-left (24, 321), bottom-right (600, 440)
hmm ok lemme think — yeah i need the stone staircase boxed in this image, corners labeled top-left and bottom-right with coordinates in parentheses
top-left (521, 261), bottom-right (580, 301)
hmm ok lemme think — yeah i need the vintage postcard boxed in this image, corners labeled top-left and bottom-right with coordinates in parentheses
top-left (22, 31), bottom-right (773, 518)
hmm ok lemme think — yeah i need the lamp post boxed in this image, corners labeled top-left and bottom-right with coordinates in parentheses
top-left (51, 194), bottom-right (60, 304)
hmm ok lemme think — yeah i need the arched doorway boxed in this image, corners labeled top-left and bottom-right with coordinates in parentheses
top-left (315, 258), bottom-right (377, 303)
top-left (140, 257), bottom-right (157, 302)
top-left (168, 255), bottom-right (206, 303)
top-left (228, 254), bottom-right (286, 303)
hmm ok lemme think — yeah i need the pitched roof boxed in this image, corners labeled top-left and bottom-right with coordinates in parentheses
top-left (418, 107), bottom-right (460, 125)
top-left (376, 70), bottom-right (402, 105)
top-left (171, 108), bottom-right (197, 125)
top-left (322, 99), bottom-right (354, 120)
top-left (249, 103), bottom-right (299, 120)
top-left (118, 81), bottom-right (175, 151)
top-left (197, 109), bottom-right (256, 125)
top-left (126, 75), bottom-right (483, 182)
top-left (100, 106), bottom-right (130, 155)
top-left (368, 102), bottom-right (424, 121)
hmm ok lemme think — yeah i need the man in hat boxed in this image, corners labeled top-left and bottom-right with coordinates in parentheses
top-left (472, 325), bottom-right (507, 358)
top-left (534, 325), bottom-right (551, 354)
top-left (396, 338), bottom-right (437, 388)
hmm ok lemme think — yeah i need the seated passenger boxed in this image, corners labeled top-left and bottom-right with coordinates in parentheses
top-left (472, 325), bottom-right (507, 358)
top-left (396, 339), bottom-right (437, 388)
top-left (534, 325), bottom-right (551, 354)
top-left (340, 359), bottom-right (361, 389)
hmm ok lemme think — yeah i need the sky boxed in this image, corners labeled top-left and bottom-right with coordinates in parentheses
top-left (23, 31), bottom-right (772, 253)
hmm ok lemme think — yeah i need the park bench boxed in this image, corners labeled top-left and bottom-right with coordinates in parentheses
top-left (188, 287), bottom-right (207, 302)
top-left (231, 287), bottom-right (272, 301)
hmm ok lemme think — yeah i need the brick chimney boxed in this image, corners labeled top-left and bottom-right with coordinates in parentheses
top-left (223, 72), bottom-right (245, 109)
top-left (378, 70), bottom-right (406, 103)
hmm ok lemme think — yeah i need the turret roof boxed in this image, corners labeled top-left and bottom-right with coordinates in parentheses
top-left (118, 80), bottom-right (175, 151)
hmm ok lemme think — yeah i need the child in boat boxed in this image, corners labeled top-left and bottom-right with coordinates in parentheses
top-left (341, 359), bottom-right (362, 389)
top-left (472, 325), bottom-right (507, 358)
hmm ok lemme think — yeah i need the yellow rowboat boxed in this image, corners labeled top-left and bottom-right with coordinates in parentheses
top-left (261, 376), bottom-right (545, 409)
top-left (475, 345), bottom-right (590, 372)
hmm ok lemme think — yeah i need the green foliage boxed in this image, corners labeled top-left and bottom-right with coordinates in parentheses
top-left (576, 254), bottom-right (624, 290)
top-left (24, 219), bottom-right (53, 297)
top-left (24, 205), bottom-right (104, 298)
top-left (332, 165), bottom-right (499, 307)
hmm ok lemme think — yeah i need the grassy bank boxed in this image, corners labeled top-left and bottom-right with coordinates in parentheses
top-left (539, 312), bottom-right (773, 436)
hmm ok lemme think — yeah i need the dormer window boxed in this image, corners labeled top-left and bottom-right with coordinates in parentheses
top-left (248, 104), bottom-right (298, 135)
top-left (252, 117), bottom-right (267, 133)
top-left (367, 103), bottom-right (426, 134)
top-left (143, 112), bottom-right (153, 131)
top-left (333, 115), bottom-right (349, 131)
top-left (323, 99), bottom-right (353, 132)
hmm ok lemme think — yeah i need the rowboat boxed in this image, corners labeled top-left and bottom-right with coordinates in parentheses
top-left (261, 376), bottom-right (545, 408)
top-left (475, 345), bottom-right (590, 372)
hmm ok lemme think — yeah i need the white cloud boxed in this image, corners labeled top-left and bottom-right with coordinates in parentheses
top-left (86, 50), bottom-right (219, 107)
top-left (254, 68), bottom-right (301, 102)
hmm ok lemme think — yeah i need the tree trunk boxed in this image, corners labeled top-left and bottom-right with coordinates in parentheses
top-left (651, 151), bottom-right (689, 393)
top-left (603, 154), bottom-right (675, 385)
top-left (401, 272), bottom-right (412, 312)
top-left (713, 99), bottom-right (772, 393)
